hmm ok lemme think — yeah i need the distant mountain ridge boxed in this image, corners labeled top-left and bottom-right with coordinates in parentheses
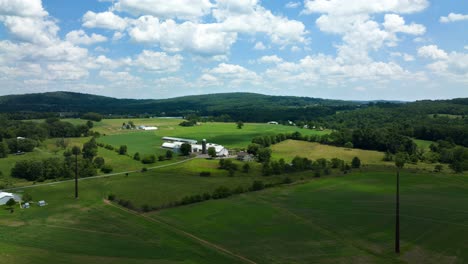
top-left (0, 91), bottom-right (466, 121)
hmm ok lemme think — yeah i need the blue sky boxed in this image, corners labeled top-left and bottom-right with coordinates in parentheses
top-left (0, 0), bottom-right (467, 100)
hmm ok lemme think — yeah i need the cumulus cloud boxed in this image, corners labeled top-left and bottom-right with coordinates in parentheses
top-left (129, 16), bottom-right (237, 56)
top-left (303, 0), bottom-right (429, 16)
top-left (0, 0), bottom-right (47, 17)
top-left (285, 2), bottom-right (301, 9)
top-left (418, 45), bottom-right (448, 60)
top-left (305, 1), bottom-right (427, 63)
top-left (66, 30), bottom-right (107, 45)
top-left (205, 63), bottom-right (262, 86)
top-left (113, 0), bottom-right (213, 20)
top-left (258, 55), bottom-right (283, 64)
top-left (417, 45), bottom-right (468, 83)
top-left (440, 13), bottom-right (468, 23)
top-left (82, 11), bottom-right (128, 31)
top-left (134, 50), bottom-right (183, 72)
top-left (254, 41), bottom-right (266, 50)
top-left (214, 2), bottom-right (307, 45)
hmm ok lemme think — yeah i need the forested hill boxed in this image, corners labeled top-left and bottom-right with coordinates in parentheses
top-left (0, 91), bottom-right (361, 121)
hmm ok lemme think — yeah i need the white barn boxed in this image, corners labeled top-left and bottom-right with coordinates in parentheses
top-left (161, 138), bottom-right (228, 157)
top-left (139, 125), bottom-right (158, 131)
top-left (0, 191), bottom-right (14, 205)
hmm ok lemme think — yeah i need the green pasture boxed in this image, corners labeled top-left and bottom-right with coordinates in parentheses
top-left (272, 139), bottom-right (386, 164)
top-left (154, 170), bottom-right (468, 263)
top-left (96, 120), bottom-right (331, 157)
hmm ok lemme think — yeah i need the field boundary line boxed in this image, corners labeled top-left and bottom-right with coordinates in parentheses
top-left (104, 200), bottom-right (257, 264)
top-left (4, 157), bottom-right (197, 191)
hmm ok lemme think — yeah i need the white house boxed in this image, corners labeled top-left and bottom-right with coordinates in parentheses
top-left (0, 191), bottom-right (14, 205)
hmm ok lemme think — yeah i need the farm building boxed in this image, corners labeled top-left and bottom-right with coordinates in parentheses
top-left (138, 125), bottom-right (158, 131)
top-left (161, 137), bottom-right (228, 157)
top-left (0, 191), bottom-right (15, 205)
top-left (237, 152), bottom-right (255, 162)
top-left (268, 121), bottom-right (279, 125)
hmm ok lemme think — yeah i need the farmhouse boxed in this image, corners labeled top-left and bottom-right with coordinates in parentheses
top-left (161, 137), bottom-right (228, 157)
top-left (0, 191), bottom-right (15, 205)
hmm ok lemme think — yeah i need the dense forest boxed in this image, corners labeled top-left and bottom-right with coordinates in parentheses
top-left (0, 91), bottom-right (360, 121)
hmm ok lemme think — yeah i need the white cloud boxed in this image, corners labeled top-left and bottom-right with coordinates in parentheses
top-left (0, 15), bottom-right (59, 45)
top-left (206, 63), bottom-right (262, 86)
top-left (214, 3), bottom-right (307, 45)
top-left (46, 63), bottom-right (89, 80)
top-left (465, 46), bottom-right (468, 50)
top-left (66, 30), bottom-right (107, 45)
top-left (112, 32), bottom-right (125, 41)
top-left (440, 13), bottom-right (468, 23)
top-left (285, 2), bottom-right (301, 9)
top-left (0, 0), bottom-right (47, 17)
top-left (113, 0), bottom-right (213, 20)
top-left (307, 1), bottom-right (427, 64)
top-left (383, 14), bottom-right (425, 35)
top-left (303, 0), bottom-right (429, 16)
top-left (418, 46), bottom-right (468, 83)
top-left (129, 16), bottom-right (237, 55)
top-left (258, 55), bottom-right (283, 64)
top-left (418, 45), bottom-right (448, 60)
top-left (403, 53), bottom-right (415, 62)
top-left (99, 70), bottom-right (140, 83)
top-left (134, 50), bottom-right (183, 72)
top-left (254, 41), bottom-right (266, 50)
top-left (82, 11), bottom-right (128, 31)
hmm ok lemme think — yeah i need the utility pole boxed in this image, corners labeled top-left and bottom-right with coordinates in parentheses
top-left (395, 167), bottom-right (400, 253)
top-left (394, 152), bottom-right (406, 254)
top-left (72, 146), bottom-right (81, 199)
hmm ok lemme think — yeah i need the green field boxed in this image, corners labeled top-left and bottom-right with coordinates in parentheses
top-left (96, 119), bottom-right (331, 156)
top-left (272, 140), bottom-right (386, 164)
top-left (154, 170), bottom-right (468, 263)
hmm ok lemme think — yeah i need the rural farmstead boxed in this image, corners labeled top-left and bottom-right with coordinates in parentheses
top-left (161, 137), bottom-right (229, 156)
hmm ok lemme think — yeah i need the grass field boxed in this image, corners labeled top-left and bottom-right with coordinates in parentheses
top-left (272, 140), bottom-right (386, 164)
top-left (153, 170), bottom-right (468, 263)
top-left (96, 119), bottom-right (331, 157)
top-left (413, 139), bottom-right (434, 150)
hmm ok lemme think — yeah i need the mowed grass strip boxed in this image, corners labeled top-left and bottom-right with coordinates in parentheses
top-left (154, 171), bottom-right (468, 264)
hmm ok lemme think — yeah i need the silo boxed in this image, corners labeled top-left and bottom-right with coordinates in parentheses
top-left (202, 139), bottom-right (207, 154)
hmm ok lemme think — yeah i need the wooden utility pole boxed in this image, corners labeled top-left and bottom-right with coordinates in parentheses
top-left (394, 152), bottom-right (406, 254)
top-left (395, 168), bottom-right (400, 253)
top-left (72, 146), bottom-right (81, 199)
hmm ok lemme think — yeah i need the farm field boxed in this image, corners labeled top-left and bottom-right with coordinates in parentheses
top-left (272, 139), bottom-right (386, 164)
top-left (96, 119), bottom-right (331, 156)
top-left (271, 140), bottom-right (443, 171)
top-left (154, 170), bottom-right (468, 263)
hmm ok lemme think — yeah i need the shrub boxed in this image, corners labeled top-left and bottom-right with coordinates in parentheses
top-left (242, 163), bottom-right (250, 173)
top-left (141, 154), bottom-right (156, 164)
top-left (108, 194), bottom-right (116, 201)
top-left (133, 152), bottom-right (141, 161)
top-left (165, 150), bottom-right (173, 160)
top-left (434, 164), bottom-right (443, 172)
top-left (93, 157), bottom-right (105, 168)
top-left (101, 164), bottom-right (113, 173)
top-left (118, 145), bottom-right (127, 155)
top-left (199, 171), bottom-right (211, 177)
top-left (141, 167), bottom-right (148, 172)
top-left (212, 186), bottom-right (231, 199)
top-left (158, 155), bottom-right (165, 161)
top-left (351, 157), bottom-right (361, 168)
top-left (251, 180), bottom-right (264, 191)
top-left (282, 177), bottom-right (293, 184)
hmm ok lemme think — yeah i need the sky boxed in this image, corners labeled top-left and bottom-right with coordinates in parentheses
top-left (0, 0), bottom-right (467, 101)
